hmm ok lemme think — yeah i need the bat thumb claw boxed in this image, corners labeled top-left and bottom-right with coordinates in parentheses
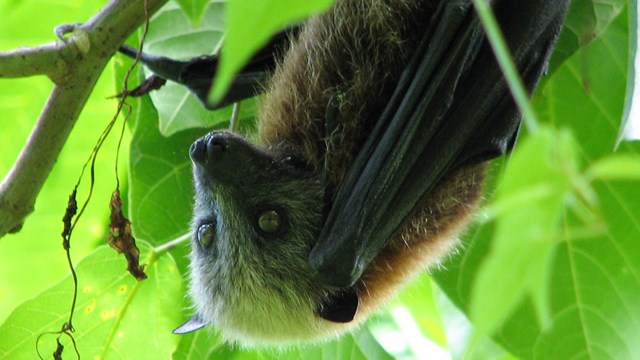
top-left (172, 314), bottom-right (207, 334)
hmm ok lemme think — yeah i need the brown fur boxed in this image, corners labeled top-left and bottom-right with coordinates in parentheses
top-left (357, 164), bottom-right (485, 317)
top-left (259, 0), bottom-right (435, 194)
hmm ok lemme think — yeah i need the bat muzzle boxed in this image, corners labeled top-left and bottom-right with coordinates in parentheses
top-left (190, 131), bottom-right (275, 185)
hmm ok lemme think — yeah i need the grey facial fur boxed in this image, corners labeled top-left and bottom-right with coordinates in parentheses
top-left (189, 131), bottom-right (349, 344)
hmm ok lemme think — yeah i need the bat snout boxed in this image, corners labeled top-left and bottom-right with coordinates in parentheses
top-left (190, 131), bottom-right (273, 185)
top-left (189, 138), bottom-right (206, 164)
top-left (190, 132), bottom-right (230, 165)
top-left (204, 134), bottom-right (228, 160)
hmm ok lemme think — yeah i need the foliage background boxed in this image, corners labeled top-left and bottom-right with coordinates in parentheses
top-left (0, 0), bottom-right (639, 359)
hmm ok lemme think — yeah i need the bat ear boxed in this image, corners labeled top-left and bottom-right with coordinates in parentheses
top-left (172, 313), bottom-right (207, 334)
top-left (316, 288), bottom-right (359, 323)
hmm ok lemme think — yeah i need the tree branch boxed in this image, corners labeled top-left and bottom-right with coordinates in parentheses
top-left (0, 0), bottom-right (169, 238)
top-left (0, 43), bottom-right (67, 79)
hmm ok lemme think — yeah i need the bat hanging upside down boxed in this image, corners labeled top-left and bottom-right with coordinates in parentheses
top-left (124, 0), bottom-right (569, 346)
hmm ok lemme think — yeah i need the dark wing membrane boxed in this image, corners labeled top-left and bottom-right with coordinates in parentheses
top-left (308, 0), bottom-right (570, 287)
top-left (119, 26), bottom-right (298, 109)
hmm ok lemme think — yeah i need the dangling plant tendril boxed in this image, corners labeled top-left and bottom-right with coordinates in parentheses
top-left (35, 0), bottom-right (152, 357)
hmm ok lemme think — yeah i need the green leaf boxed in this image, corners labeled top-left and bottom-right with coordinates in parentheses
top-left (587, 153), bottom-right (640, 180)
top-left (548, 0), bottom-right (625, 73)
top-left (469, 126), bottom-right (577, 338)
top-left (172, 331), bottom-right (224, 359)
top-left (174, 0), bottom-right (212, 24)
top-left (210, 0), bottom-right (336, 101)
top-left (0, 243), bottom-right (184, 359)
top-left (391, 274), bottom-right (447, 349)
top-left (198, 328), bottom-right (393, 360)
top-left (127, 93), bottom-right (204, 248)
top-left (436, 5), bottom-right (640, 359)
top-left (141, 1), bottom-right (257, 136)
top-left (435, 281), bottom-right (518, 360)
top-left (620, 0), bottom-right (638, 140)
top-left (368, 305), bottom-right (448, 359)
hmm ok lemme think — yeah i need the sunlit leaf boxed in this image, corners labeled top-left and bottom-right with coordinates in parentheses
top-left (210, 0), bottom-right (335, 101)
top-left (199, 328), bottom-right (393, 360)
top-left (470, 126), bottom-right (577, 338)
top-left (173, 330), bottom-right (224, 359)
top-left (0, 244), bottom-right (183, 359)
top-left (391, 274), bottom-right (446, 349)
top-left (620, 0), bottom-right (639, 140)
top-left (174, 0), bottom-right (212, 24)
top-left (548, 0), bottom-right (625, 73)
top-left (587, 154), bottom-right (640, 180)
top-left (436, 5), bottom-right (639, 359)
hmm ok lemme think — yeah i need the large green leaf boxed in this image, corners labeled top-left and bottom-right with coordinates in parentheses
top-left (435, 5), bottom-right (639, 360)
top-left (173, 0), bottom-right (211, 24)
top-left (548, 0), bottom-right (625, 73)
top-left (127, 92), bottom-right (205, 248)
top-left (0, 243), bottom-right (183, 359)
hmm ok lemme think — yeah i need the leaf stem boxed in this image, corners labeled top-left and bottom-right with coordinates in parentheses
top-left (471, 0), bottom-right (539, 133)
top-left (153, 232), bottom-right (191, 256)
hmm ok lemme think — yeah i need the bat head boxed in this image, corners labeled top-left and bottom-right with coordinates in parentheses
top-left (186, 131), bottom-right (359, 345)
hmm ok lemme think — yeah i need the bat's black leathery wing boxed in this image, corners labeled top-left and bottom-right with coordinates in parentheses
top-left (309, 0), bottom-right (570, 287)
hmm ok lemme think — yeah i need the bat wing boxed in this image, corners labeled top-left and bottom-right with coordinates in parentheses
top-left (308, 0), bottom-right (570, 287)
top-left (119, 27), bottom-right (297, 109)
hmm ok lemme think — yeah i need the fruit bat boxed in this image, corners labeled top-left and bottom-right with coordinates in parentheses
top-left (123, 0), bottom-right (568, 346)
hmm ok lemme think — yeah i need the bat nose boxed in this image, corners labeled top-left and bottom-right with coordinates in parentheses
top-left (190, 131), bottom-right (274, 185)
top-left (190, 133), bottom-right (229, 165)
top-left (206, 135), bottom-right (228, 159)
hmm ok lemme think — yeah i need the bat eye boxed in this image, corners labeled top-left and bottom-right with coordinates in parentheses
top-left (257, 210), bottom-right (282, 234)
top-left (197, 223), bottom-right (215, 249)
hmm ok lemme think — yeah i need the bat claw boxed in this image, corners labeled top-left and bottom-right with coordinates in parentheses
top-left (172, 314), bottom-right (207, 334)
